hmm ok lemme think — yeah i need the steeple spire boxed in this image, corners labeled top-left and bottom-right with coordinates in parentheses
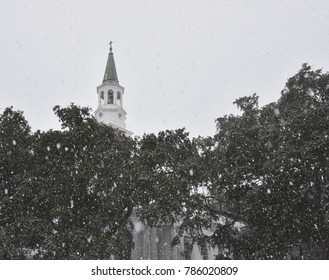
top-left (103, 41), bottom-right (118, 83)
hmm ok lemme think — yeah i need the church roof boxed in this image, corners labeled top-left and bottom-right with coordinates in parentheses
top-left (103, 46), bottom-right (118, 83)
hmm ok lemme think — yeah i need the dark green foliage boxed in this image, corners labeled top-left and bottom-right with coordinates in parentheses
top-left (135, 129), bottom-right (201, 226)
top-left (0, 105), bottom-right (135, 259)
top-left (1, 64), bottom-right (329, 259)
top-left (203, 63), bottom-right (329, 259)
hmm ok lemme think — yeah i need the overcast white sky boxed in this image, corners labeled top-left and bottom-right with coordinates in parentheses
top-left (1, 0), bottom-right (329, 137)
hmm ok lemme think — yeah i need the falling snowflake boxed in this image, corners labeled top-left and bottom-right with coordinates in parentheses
top-left (274, 108), bottom-right (280, 116)
top-left (218, 216), bottom-right (226, 225)
top-left (307, 88), bottom-right (314, 95)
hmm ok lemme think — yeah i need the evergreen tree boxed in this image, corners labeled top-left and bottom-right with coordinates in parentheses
top-left (203, 64), bottom-right (329, 259)
top-left (135, 129), bottom-right (201, 226)
top-left (1, 105), bottom-right (136, 259)
top-left (0, 107), bottom-right (33, 259)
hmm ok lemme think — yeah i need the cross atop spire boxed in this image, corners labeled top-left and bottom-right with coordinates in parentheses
top-left (109, 41), bottom-right (113, 53)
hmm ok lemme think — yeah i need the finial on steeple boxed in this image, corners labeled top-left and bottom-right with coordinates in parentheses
top-left (109, 41), bottom-right (113, 53)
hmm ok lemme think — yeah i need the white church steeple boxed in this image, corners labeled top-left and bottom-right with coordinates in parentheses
top-left (95, 43), bottom-right (132, 136)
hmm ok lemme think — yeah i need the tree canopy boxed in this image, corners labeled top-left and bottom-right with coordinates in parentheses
top-left (1, 64), bottom-right (329, 259)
